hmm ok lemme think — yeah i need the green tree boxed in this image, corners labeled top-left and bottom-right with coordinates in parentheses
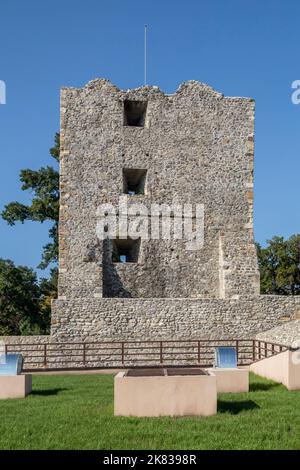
top-left (0, 259), bottom-right (45, 335)
top-left (2, 133), bottom-right (59, 269)
top-left (1, 134), bottom-right (60, 334)
top-left (257, 234), bottom-right (300, 295)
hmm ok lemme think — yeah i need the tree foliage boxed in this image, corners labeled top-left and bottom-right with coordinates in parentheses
top-left (1, 133), bottom-right (59, 269)
top-left (1, 134), bottom-right (60, 335)
top-left (256, 235), bottom-right (300, 295)
top-left (0, 259), bottom-right (52, 335)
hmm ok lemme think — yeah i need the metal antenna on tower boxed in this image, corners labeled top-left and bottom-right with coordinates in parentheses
top-left (144, 24), bottom-right (147, 86)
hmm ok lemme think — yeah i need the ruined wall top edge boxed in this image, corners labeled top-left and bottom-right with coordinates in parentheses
top-left (60, 78), bottom-right (255, 103)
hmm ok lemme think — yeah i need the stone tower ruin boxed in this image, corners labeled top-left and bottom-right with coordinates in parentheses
top-left (51, 79), bottom-right (300, 341)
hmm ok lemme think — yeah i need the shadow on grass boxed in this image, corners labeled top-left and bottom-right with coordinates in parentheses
top-left (31, 388), bottom-right (69, 397)
top-left (250, 382), bottom-right (281, 392)
top-left (218, 399), bottom-right (259, 414)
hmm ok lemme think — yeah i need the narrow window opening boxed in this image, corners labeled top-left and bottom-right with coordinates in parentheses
top-left (123, 168), bottom-right (147, 195)
top-left (123, 100), bottom-right (147, 127)
top-left (112, 238), bottom-right (141, 263)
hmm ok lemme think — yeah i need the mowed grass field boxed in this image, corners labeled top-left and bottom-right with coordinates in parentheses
top-left (0, 372), bottom-right (299, 450)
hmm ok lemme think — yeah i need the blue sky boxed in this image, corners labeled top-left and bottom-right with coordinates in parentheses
top-left (0, 0), bottom-right (299, 276)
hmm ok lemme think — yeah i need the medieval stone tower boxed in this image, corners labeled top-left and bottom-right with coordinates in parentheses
top-left (51, 79), bottom-right (300, 341)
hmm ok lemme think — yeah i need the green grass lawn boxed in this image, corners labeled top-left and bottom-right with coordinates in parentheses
top-left (0, 372), bottom-right (299, 450)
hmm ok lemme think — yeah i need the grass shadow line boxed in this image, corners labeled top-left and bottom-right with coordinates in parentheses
top-left (31, 388), bottom-right (69, 397)
top-left (249, 382), bottom-right (281, 392)
top-left (218, 399), bottom-right (259, 414)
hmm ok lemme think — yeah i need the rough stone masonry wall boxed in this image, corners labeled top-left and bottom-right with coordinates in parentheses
top-left (51, 296), bottom-right (300, 342)
top-left (2, 295), bottom-right (300, 370)
top-left (1, 80), bottom-right (298, 364)
top-left (256, 318), bottom-right (300, 347)
top-left (58, 78), bottom-right (259, 301)
top-left (52, 78), bottom-right (300, 345)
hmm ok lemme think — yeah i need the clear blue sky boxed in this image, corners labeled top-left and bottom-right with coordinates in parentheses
top-left (0, 0), bottom-right (299, 276)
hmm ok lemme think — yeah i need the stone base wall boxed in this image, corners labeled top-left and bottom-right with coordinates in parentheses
top-left (0, 335), bottom-right (49, 345)
top-left (1, 296), bottom-right (299, 370)
top-left (51, 295), bottom-right (300, 342)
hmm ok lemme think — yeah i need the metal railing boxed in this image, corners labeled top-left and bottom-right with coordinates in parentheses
top-left (253, 340), bottom-right (287, 361)
top-left (2, 338), bottom-right (289, 372)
